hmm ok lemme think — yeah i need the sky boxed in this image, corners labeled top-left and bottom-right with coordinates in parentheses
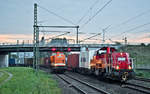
top-left (0, 0), bottom-right (150, 44)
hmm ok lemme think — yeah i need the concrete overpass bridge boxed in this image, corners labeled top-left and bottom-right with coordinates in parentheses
top-left (0, 43), bottom-right (120, 67)
top-left (0, 43), bottom-right (119, 53)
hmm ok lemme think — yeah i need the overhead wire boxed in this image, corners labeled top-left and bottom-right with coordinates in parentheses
top-left (45, 32), bottom-right (70, 41)
top-left (38, 24), bottom-right (46, 40)
top-left (110, 22), bottom-right (150, 38)
top-left (106, 9), bottom-right (150, 42)
top-left (128, 29), bottom-right (150, 34)
top-left (79, 33), bottom-right (101, 43)
top-left (40, 30), bottom-right (71, 33)
top-left (108, 9), bottom-right (150, 31)
top-left (126, 29), bottom-right (150, 41)
top-left (37, 5), bottom-right (76, 25)
top-left (80, 0), bottom-right (112, 29)
top-left (77, 0), bottom-right (100, 24)
top-left (34, 0), bottom-right (41, 4)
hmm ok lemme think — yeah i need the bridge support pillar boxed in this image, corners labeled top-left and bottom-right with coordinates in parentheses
top-left (0, 54), bottom-right (9, 67)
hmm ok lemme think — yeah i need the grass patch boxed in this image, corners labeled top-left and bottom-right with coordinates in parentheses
top-left (136, 70), bottom-right (150, 78)
top-left (0, 67), bottom-right (61, 94)
top-left (119, 45), bottom-right (150, 66)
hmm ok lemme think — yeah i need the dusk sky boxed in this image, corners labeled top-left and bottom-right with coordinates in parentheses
top-left (0, 0), bottom-right (150, 44)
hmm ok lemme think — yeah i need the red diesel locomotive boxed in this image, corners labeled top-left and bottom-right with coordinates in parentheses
top-left (93, 47), bottom-right (135, 82)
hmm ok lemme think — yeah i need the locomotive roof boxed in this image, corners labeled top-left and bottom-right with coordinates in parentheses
top-left (99, 47), bottom-right (117, 52)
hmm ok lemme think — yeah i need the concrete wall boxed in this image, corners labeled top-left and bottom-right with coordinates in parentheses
top-left (0, 55), bottom-right (8, 67)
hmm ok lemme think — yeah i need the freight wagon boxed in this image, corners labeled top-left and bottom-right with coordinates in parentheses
top-left (24, 58), bottom-right (33, 67)
top-left (79, 49), bottom-right (96, 74)
top-left (67, 48), bottom-right (97, 74)
top-left (67, 54), bottom-right (79, 71)
top-left (67, 47), bottom-right (135, 82)
top-left (9, 59), bottom-right (16, 66)
top-left (9, 58), bottom-right (33, 67)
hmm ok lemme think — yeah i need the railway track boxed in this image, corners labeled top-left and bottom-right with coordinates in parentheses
top-left (40, 67), bottom-right (110, 94)
top-left (122, 82), bottom-right (150, 94)
top-left (134, 77), bottom-right (150, 82)
top-left (40, 67), bottom-right (149, 94)
top-left (56, 74), bottom-right (110, 94)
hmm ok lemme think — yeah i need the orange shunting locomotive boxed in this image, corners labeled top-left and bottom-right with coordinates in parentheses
top-left (50, 52), bottom-right (66, 73)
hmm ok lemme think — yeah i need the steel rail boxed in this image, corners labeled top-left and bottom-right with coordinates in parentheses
top-left (65, 74), bottom-right (110, 94)
top-left (56, 74), bottom-right (87, 94)
top-left (135, 77), bottom-right (150, 82)
top-left (123, 82), bottom-right (150, 94)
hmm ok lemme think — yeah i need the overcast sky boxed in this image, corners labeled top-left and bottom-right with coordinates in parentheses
top-left (0, 0), bottom-right (150, 44)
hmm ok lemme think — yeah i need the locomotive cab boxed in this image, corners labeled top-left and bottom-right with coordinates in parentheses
top-left (111, 52), bottom-right (135, 82)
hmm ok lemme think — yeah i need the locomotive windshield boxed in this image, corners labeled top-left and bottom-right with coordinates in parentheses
top-left (98, 50), bottom-right (106, 54)
top-left (118, 57), bottom-right (126, 61)
top-left (51, 53), bottom-right (57, 56)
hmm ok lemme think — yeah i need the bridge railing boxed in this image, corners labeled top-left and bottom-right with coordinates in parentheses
top-left (0, 42), bottom-right (33, 47)
top-left (0, 41), bottom-right (120, 48)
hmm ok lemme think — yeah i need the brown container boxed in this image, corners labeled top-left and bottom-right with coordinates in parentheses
top-left (39, 58), bottom-right (44, 65)
top-left (67, 54), bottom-right (79, 70)
top-left (24, 58), bottom-right (33, 65)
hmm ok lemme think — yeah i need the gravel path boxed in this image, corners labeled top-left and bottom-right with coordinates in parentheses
top-left (0, 71), bottom-right (13, 87)
top-left (0, 72), bottom-right (4, 78)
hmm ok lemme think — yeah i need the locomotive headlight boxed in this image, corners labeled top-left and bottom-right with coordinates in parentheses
top-left (53, 64), bottom-right (57, 66)
top-left (128, 65), bottom-right (132, 70)
top-left (116, 65), bottom-right (119, 70)
top-left (90, 64), bottom-right (95, 66)
top-left (120, 53), bottom-right (122, 55)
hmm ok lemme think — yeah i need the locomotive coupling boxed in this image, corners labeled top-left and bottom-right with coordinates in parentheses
top-left (121, 72), bottom-right (128, 81)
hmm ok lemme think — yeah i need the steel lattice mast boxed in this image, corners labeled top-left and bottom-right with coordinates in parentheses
top-left (33, 3), bottom-right (39, 73)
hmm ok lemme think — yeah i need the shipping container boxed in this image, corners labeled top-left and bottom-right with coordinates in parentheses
top-left (0, 55), bottom-right (9, 67)
top-left (67, 54), bottom-right (79, 71)
top-left (39, 58), bottom-right (44, 65)
top-left (24, 58), bottom-right (33, 66)
top-left (19, 58), bottom-right (24, 64)
top-left (79, 50), bottom-right (95, 69)
top-left (9, 58), bottom-right (15, 66)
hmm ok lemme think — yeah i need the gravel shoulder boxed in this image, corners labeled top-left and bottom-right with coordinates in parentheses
top-left (0, 71), bottom-right (13, 87)
top-left (0, 72), bottom-right (4, 78)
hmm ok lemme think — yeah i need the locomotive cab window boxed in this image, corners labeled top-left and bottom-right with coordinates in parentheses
top-left (98, 50), bottom-right (106, 55)
top-left (52, 53), bottom-right (57, 56)
top-left (117, 57), bottom-right (126, 61)
top-left (59, 53), bottom-right (64, 55)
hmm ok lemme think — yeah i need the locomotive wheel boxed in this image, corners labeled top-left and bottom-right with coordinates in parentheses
top-left (98, 73), bottom-right (105, 80)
